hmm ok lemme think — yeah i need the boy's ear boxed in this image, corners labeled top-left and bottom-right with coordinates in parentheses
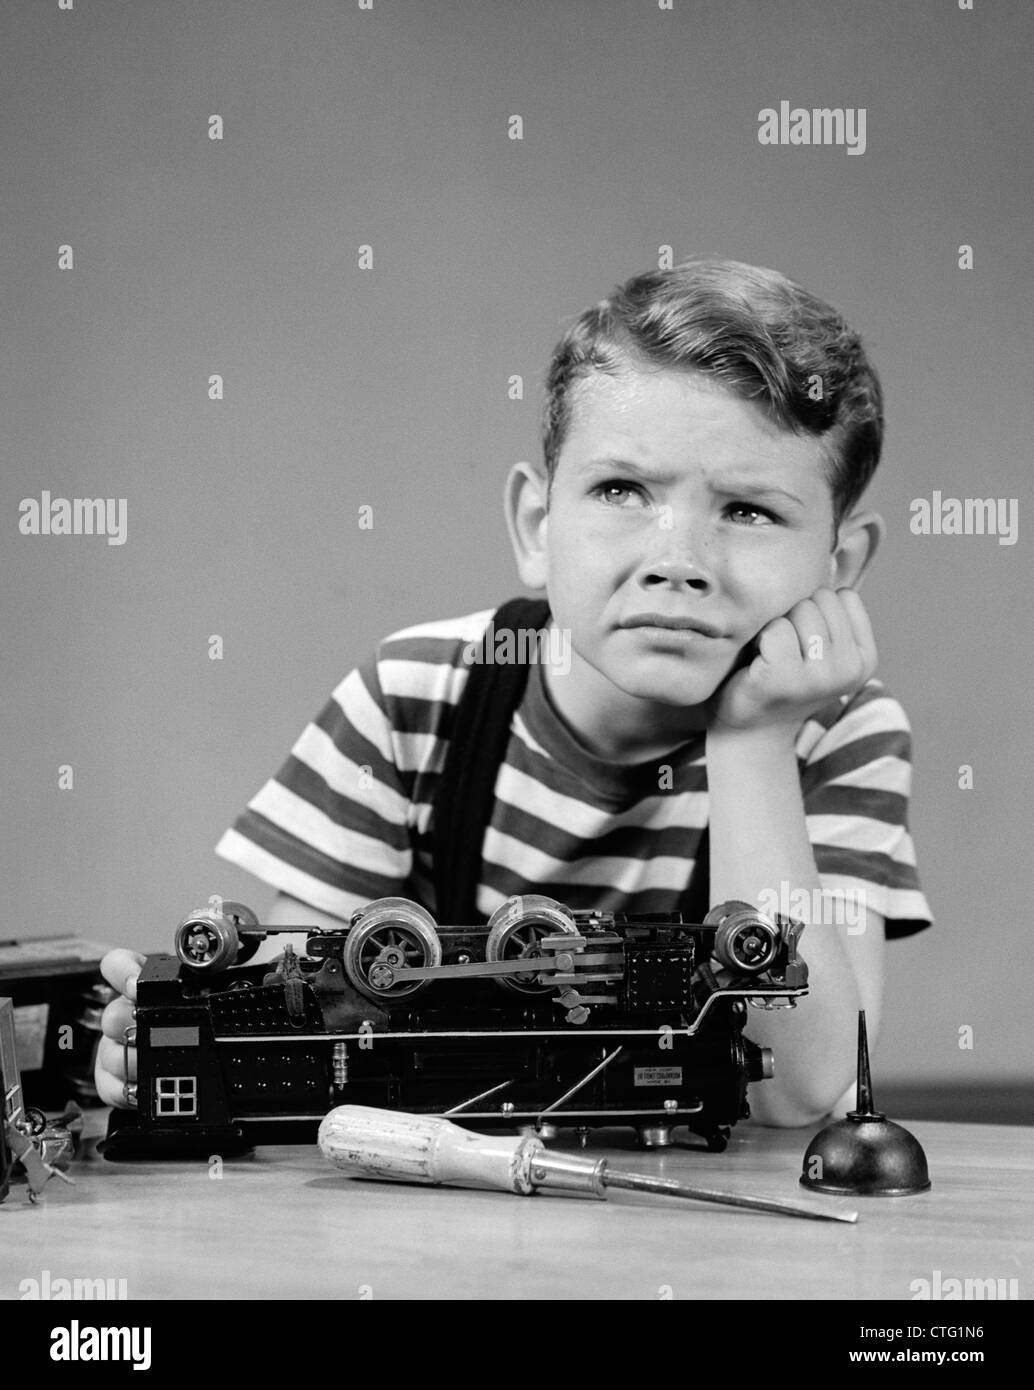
top-left (503, 460), bottom-right (550, 591)
top-left (828, 509), bottom-right (885, 590)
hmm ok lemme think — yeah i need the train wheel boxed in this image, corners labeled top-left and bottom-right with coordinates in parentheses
top-left (343, 897), bottom-right (441, 1000)
top-left (174, 909), bottom-right (241, 971)
top-left (485, 894), bottom-right (579, 994)
top-left (706, 902), bottom-right (780, 974)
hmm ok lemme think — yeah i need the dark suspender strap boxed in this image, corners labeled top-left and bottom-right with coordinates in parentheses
top-left (432, 597), bottom-right (551, 924)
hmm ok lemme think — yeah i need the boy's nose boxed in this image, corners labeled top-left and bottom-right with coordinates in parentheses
top-left (638, 555), bottom-right (713, 592)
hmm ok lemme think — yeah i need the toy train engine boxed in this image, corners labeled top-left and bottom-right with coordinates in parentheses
top-left (102, 895), bottom-right (807, 1159)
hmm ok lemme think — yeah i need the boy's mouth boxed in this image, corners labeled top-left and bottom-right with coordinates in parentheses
top-left (620, 612), bottom-right (725, 639)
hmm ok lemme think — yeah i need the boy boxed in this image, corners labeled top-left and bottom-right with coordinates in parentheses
top-left (96, 257), bottom-right (932, 1127)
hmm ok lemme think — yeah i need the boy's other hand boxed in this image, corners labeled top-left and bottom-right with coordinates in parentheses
top-left (708, 587), bottom-right (877, 738)
top-left (94, 948), bottom-right (147, 1109)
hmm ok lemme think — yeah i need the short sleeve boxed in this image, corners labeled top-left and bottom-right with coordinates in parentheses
top-left (796, 681), bottom-right (933, 940)
top-left (213, 651), bottom-right (415, 920)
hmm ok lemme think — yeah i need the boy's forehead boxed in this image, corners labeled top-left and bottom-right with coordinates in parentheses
top-left (562, 366), bottom-right (830, 491)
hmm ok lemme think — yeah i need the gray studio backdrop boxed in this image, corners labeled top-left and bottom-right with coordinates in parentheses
top-left (4, 0), bottom-right (1032, 1091)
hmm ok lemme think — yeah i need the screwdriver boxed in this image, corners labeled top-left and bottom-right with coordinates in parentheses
top-left (318, 1105), bottom-right (857, 1223)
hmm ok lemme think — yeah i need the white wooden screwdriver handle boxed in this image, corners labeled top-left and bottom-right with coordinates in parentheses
top-left (319, 1104), bottom-right (548, 1194)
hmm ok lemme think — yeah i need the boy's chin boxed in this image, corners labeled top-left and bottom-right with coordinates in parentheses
top-left (604, 661), bottom-right (728, 711)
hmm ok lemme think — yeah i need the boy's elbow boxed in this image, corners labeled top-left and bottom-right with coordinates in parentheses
top-left (749, 1099), bottom-right (830, 1129)
top-left (747, 1082), bottom-right (840, 1130)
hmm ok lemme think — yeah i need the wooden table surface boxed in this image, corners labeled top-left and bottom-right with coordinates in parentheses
top-left (2, 1114), bottom-right (1030, 1300)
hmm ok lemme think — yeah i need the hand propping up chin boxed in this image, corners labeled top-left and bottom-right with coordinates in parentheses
top-left (708, 587), bottom-right (878, 738)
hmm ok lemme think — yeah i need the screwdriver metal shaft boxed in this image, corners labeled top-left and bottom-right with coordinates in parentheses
top-left (602, 1169), bottom-right (857, 1222)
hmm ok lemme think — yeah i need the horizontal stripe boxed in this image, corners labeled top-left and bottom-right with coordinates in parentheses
top-left (485, 796), bottom-right (710, 866)
top-left (271, 757), bottom-right (412, 851)
top-left (376, 691), bottom-right (461, 742)
top-left (252, 777), bottom-right (409, 867)
top-left (284, 732), bottom-right (412, 827)
top-left (379, 657), bottom-right (469, 705)
top-left (214, 829), bottom-right (379, 921)
top-left (806, 814), bottom-right (918, 862)
top-left (483, 826), bottom-right (706, 895)
top-left (800, 733), bottom-right (911, 797)
top-left (813, 843), bottom-right (921, 891)
top-left (494, 761), bottom-right (705, 834)
top-left (802, 782), bottom-right (909, 823)
top-left (228, 801), bottom-right (409, 898)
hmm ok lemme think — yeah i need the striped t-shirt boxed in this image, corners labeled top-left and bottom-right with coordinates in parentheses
top-left (215, 606), bottom-right (933, 939)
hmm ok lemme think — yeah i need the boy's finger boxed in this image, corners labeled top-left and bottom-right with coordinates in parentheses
top-left (836, 588), bottom-right (878, 668)
top-left (811, 587), bottom-right (855, 648)
top-left (756, 616), bottom-right (805, 666)
top-left (99, 948), bottom-right (147, 1001)
top-left (99, 994), bottom-right (136, 1042)
top-left (97, 1033), bottom-right (137, 1083)
top-left (94, 1059), bottom-right (137, 1111)
top-left (785, 598), bottom-right (830, 658)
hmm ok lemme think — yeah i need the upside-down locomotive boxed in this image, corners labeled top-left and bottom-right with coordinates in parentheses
top-left (102, 894), bottom-right (807, 1158)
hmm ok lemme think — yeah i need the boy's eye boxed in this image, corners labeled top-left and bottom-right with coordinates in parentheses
top-left (727, 502), bottom-right (779, 525)
top-left (591, 481), bottom-right (645, 506)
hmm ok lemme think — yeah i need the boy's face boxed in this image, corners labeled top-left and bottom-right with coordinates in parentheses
top-left (538, 365), bottom-right (843, 724)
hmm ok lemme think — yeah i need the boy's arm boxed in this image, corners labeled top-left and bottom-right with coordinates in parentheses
top-left (703, 586), bottom-right (883, 1127)
top-left (706, 726), bottom-right (885, 1127)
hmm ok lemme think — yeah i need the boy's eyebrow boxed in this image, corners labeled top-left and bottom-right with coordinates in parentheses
top-left (712, 478), bottom-right (806, 508)
top-left (579, 456), bottom-right (805, 508)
